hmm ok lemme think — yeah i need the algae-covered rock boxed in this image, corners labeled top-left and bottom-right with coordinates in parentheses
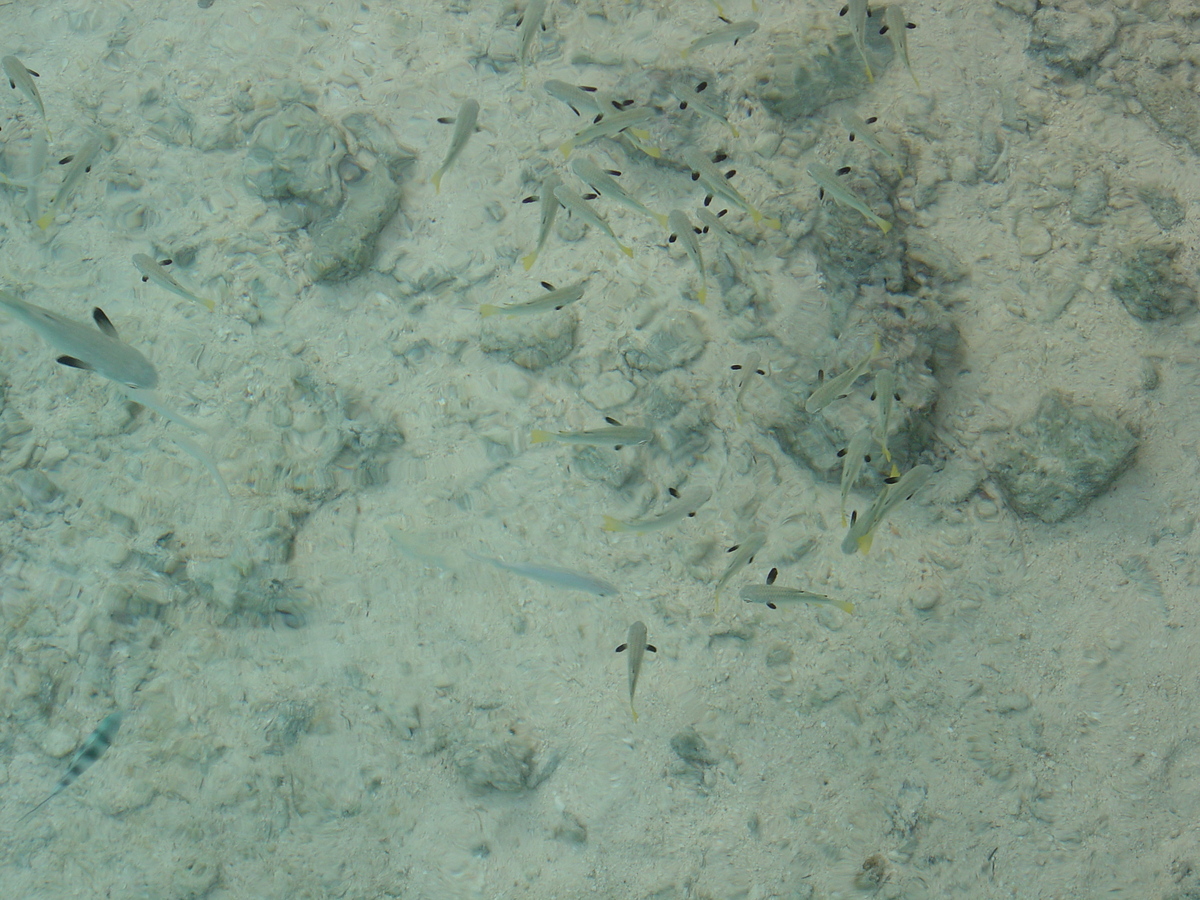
top-left (1110, 247), bottom-right (1194, 321)
top-left (243, 103), bottom-right (345, 221)
top-left (479, 308), bottom-right (577, 370)
top-left (993, 391), bottom-right (1136, 523)
top-left (753, 29), bottom-right (893, 122)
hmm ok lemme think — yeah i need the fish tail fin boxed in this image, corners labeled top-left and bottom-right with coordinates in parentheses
top-left (653, 212), bottom-right (668, 228)
top-left (35, 211), bottom-right (53, 229)
top-left (857, 530), bottom-right (875, 555)
top-left (696, 287), bottom-right (707, 304)
top-left (559, 141), bottom-right (573, 159)
top-left (764, 216), bottom-right (782, 230)
top-left (630, 704), bottom-right (639, 722)
top-left (521, 251), bottom-right (538, 271)
top-left (749, 208), bottom-right (763, 224)
top-left (431, 170), bottom-right (443, 192)
top-left (834, 599), bottom-right (856, 615)
top-left (619, 243), bottom-right (634, 258)
top-left (530, 430), bottom-right (553, 443)
top-left (479, 304), bottom-right (500, 317)
top-left (602, 515), bottom-right (628, 533)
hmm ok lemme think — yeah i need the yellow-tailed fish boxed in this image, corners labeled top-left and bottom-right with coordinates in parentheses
top-left (532, 417), bottom-right (651, 448)
top-left (37, 132), bottom-right (107, 230)
top-left (806, 162), bottom-right (892, 233)
top-left (615, 621), bottom-right (655, 721)
top-left (837, 427), bottom-right (874, 525)
top-left (544, 80), bottom-right (606, 117)
top-left (431, 99), bottom-right (479, 193)
top-left (553, 184), bottom-right (633, 257)
top-left (670, 79), bottom-right (739, 137)
top-left (520, 173), bottom-right (561, 270)
top-left (804, 337), bottom-right (880, 413)
top-left (3, 56), bottom-right (48, 135)
top-left (667, 209), bottom-right (707, 303)
top-left (741, 569), bottom-right (855, 614)
top-left (481, 278), bottom-right (584, 317)
top-left (839, 0), bottom-right (874, 82)
top-left (571, 156), bottom-right (668, 226)
top-left (879, 5), bottom-right (919, 87)
top-left (842, 463), bottom-right (933, 555)
top-left (517, 0), bottom-right (548, 87)
top-left (467, 550), bottom-right (618, 597)
top-left (133, 254), bottom-right (215, 311)
top-left (682, 18), bottom-right (758, 58)
top-left (603, 484), bottom-right (711, 533)
top-left (559, 107), bottom-right (656, 158)
top-left (714, 530), bottom-right (766, 611)
top-left (682, 147), bottom-right (780, 229)
top-left (842, 112), bottom-right (897, 163)
top-left (870, 369), bottom-right (899, 464)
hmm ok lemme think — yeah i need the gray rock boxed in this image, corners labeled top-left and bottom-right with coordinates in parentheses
top-left (1031, 7), bottom-right (1118, 75)
top-left (455, 731), bottom-right (540, 793)
top-left (480, 308), bottom-right (577, 370)
top-left (620, 311), bottom-right (706, 373)
top-left (993, 391), bottom-right (1136, 523)
top-left (243, 103), bottom-right (345, 222)
top-left (1132, 71), bottom-right (1200, 154)
top-left (308, 167), bottom-right (402, 281)
top-left (1110, 247), bottom-right (1194, 321)
top-left (1069, 171), bottom-right (1108, 225)
top-left (753, 30), bottom-right (893, 122)
top-left (1139, 187), bottom-right (1185, 230)
top-left (670, 727), bottom-right (717, 767)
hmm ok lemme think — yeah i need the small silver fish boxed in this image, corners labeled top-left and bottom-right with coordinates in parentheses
top-left (531, 418), bottom-right (652, 448)
top-left (521, 173), bottom-right (562, 270)
top-left (37, 132), bottom-right (107, 229)
top-left (840, 0), bottom-right (875, 83)
top-left (517, 0), bottom-right (548, 85)
top-left (843, 112), bottom-right (897, 163)
top-left (3, 56), bottom-right (48, 133)
top-left (603, 485), bottom-right (712, 533)
top-left (670, 79), bottom-right (739, 137)
top-left (870, 370), bottom-right (899, 463)
top-left (806, 162), bottom-right (892, 233)
top-left (543, 80), bottom-right (605, 117)
top-left (879, 5), bottom-right (919, 87)
top-left (571, 156), bottom-right (668, 227)
top-left (667, 209), bottom-right (707, 303)
top-left (682, 148), bottom-right (780, 229)
top-left (804, 337), bottom-right (880, 413)
top-left (615, 621), bottom-right (656, 721)
top-left (468, 551), bottom-right (618, 597)
top-left (481, 279), bottom-right (585, 317)
top-left (842, 463), bottom-right (933, 555)
top-left (20, 711), bottom-right (123, 822)
top-left (838, 427), bottom-right (875, 525)
top-left (682, 19), bottom-right (759, 58)
top-left (559, 107), bottom-right (656, 158)
top-left (432, 99), bottom-right (480, 193)
top-left (553, 184), bottom-right (633, 257)
top-left (133, 254), bottom-right (215, 311)
top-left (714, 530), bottom-right (767, 609)
top-left (741, 567), bottom-right (855, 614)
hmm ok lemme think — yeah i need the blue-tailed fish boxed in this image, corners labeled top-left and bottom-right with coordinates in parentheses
top-left (0, 291), bottom-right (229, 496)
top-left (481, 279), bottom-right (584, 317)
top-left (842, 463), bottom-right (933, 555)
top-left (667, 209), bottom-right (707, 303)
top-left (520, 174), bottom-right (562, 270)
top-left (571, 156), bottom-right (668, 226)
top-left (37, 132), bottom-right (107, 229)
top-left (559, 107), bottom-right (656, 158)
top-left (467, 551), bottom-right (618, 597)
top-left (805, 337), bottom-right (880, 413)
top-left (714, 530), bottom-right (766, 611)
top-left (741, 567), bottom-right (854, 613)
top-left (532, 417), bottom-right (651, 448)
top-left (682, 18), bottom-right (758, 58)
top-left (603, 484), bottom-right (711, 533)
top-left (553, 184), bottom-right (633, 257)
top-left (432, 99), bottom-right (479, 193)
top-left (839, 0), bottom-right (875, 82)
top-left (682, 148), bottom-right (780, 229)
top-left (517, 0), bottom-right (548, 87)
top-left (806, 162), bottom-right (892, 233)
top-left (879, 5), bottom-right (919, 87)
top-left (3, 56), bottom-right (49, 135)
top-left (615, 621), bottom-right (655, 721)
top-left (670, 80), bottom-right (739, 137)
top-left (19, 712), bottom-right (122, 822)
top-left (133, 254), bottom-right (215, 311)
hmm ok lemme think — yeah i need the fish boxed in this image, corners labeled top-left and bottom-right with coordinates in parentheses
top-left (682, 148), bottom-right (781, 229)
top-left (806, 162), bottom-right (892, 233)
top-left (431, 99), bottom-right (480, 193)
top-left (517, 0), bottom-right (548, 86)
top-left (571, 156), bottom-right (668, 227)
top-left (730, 352), bottom-right (766, 412)
top-left (603, 484), bottom-right (712, 533)
top-left (682, 18), bottom-right (759, 58)
top-left (741, 567), bottom-right (855, 614)
top-left (879, 5), bottom-right (919, 87)
top-left (670, 80), bottom-right (739, 137)
top-left (520, 173), bottom-right (562, 270)
top-left (667, 210), bottom-right (707, 303)
top-left (3, 56), bottom-right (48, 134)
top-left (839, 0), bottom-right (875, 83)
top-left (467, 551), bottom-right (618, 597)
top-left (615, 621), bottom-right (656, 721)
top-left (133, 254), bottom-right (215, 311)
top-left (531, 417), bottom-right (652, 448)
top-left (481, 279), bottom-right (585, 317)
top-left (559, 106), bottom-right (656, 158)
top-left (37, 132), bottom-right (107, 230)
top-left (543, 80), bottom-right (606, 117)
top-left (842, 112), bottom-right (897, 163)
top-left (553, 184), bottom-right (633, 257)
top-left (714, 530), bottom-right (766, 610)
top-left (19, 711), bottom-right (123, 822)
top-left (837, 427), bottom-right (875, 525)
top-left (804, 337), bottom-right (880, 413)
top-left (0, 291), bottom-right (229, 496)
top-left (871, 369), bottom-right (900, 463)
top-left (842, 463), bottom-right (933, 555)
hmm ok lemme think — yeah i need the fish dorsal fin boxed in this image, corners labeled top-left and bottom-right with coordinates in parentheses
top-left (92, 307), bottom-right (117, 337)
top-left (57, 355), bottom-right (93, 371)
